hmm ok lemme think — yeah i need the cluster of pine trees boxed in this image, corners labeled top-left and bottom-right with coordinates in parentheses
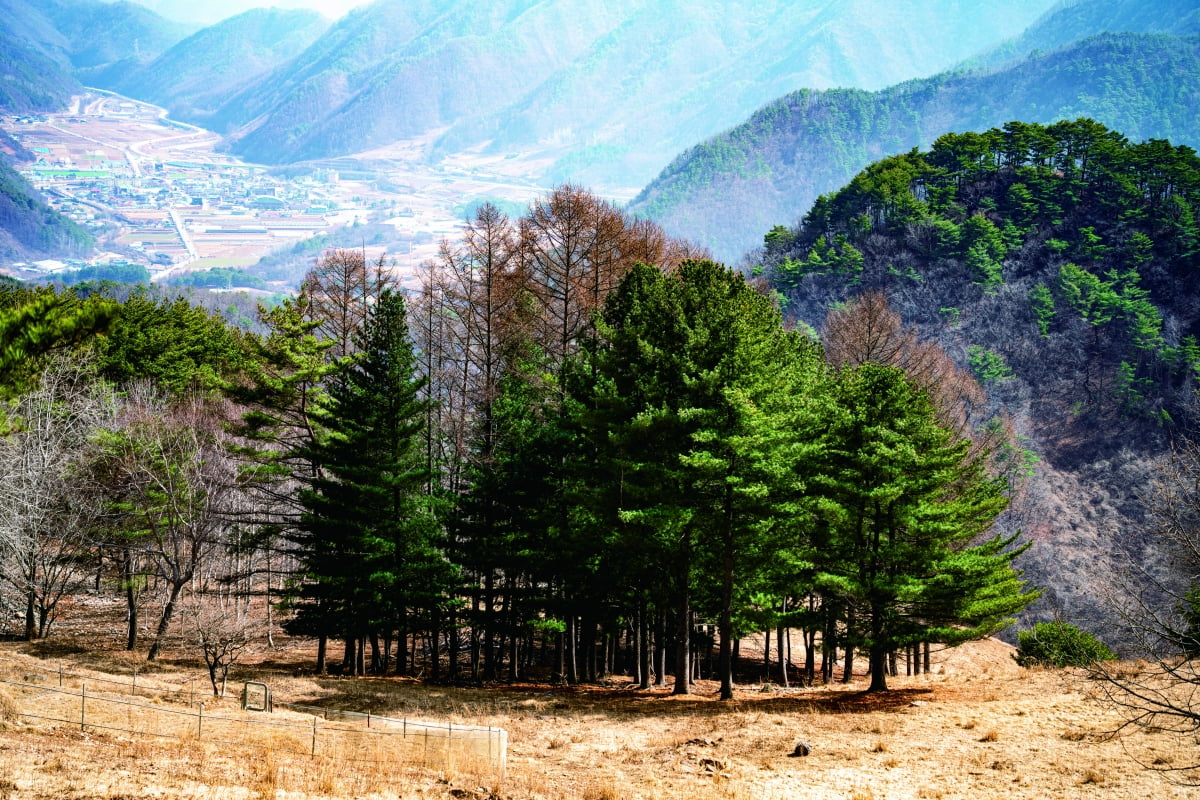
top-left (762, 119), bottom-right (1200, 426)
top-left (0, 186), bottom-right (1037, 694)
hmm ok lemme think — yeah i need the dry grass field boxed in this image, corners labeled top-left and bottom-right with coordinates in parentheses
top-left (0, 631), bottom-right (1195, 800)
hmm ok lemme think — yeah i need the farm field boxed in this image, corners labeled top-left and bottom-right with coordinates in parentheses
top-left (0, 631), bottom-right (1194, 800)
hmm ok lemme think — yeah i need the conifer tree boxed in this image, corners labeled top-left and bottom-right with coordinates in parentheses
top-left (814, 363), bottom-right (1037, 691)
top-left (290, 290), bottom-right (456, 674)
top-left (575, 259), bottom-right (827, 698)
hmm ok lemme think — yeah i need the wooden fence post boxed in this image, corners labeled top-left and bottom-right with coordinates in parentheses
top-left (80, 683), bottom-right (86, 732)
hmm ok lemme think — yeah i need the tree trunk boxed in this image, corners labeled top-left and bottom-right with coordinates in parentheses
top-left (673, 594), bottom-right (690, 695)
top-left (24, 588), bottom-right (36, 642)
top-left (316, 634), bottom-right (327, 674)
top-left (147, 580), bottom-right (186, 661)
top-left (125, 560), bottom-right (139, 652)
top-left (638, 604), bottom-right (651, 689)
top-left (868, 644), bottom-right (889, 692)
top-left (654, 608), bottom-right (667, 686)
top-left (841, 607), bottom-right (855, 684)
top-left (718, 540), bottom-right (735, 700)
top-left (567, 614), bottom-right (579, 684)
top-left (484, 571), bottom-right (496, 680)
top-left (804, 628), bottom-right (815, 687)
top-left (867, 607), bottom-right (888, 692)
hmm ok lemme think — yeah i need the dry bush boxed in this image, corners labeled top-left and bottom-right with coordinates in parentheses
top-left (0, 688), bottom-right (19, 730)
top-left (978, 730), bottom-right (1000, 742)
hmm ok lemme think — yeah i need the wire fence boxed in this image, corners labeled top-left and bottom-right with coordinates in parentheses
top-left (0, 658), bottom-right (506, 778)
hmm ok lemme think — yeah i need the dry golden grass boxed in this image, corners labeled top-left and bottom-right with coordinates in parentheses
top-left (0, 637), bottom-right (1196, 799)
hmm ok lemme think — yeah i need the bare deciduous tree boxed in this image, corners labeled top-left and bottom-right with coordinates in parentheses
top-left (0, 353), bottom-right (115, 639)
top-left (1089, 436), bottom-right (1200, 783)
top-left (86, 389), bottom-right (239, 660)
top-left (189, 594), bottom-right (255, 697)
top-left (304, 248), bottom-right (396, 360)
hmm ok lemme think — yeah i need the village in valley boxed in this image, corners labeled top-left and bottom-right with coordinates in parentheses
top-left (1, 91), bottom-right (548, 292)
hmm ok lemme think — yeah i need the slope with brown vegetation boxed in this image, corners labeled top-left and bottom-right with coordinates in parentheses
top-left (0, 635), bottom-right (1195, 800)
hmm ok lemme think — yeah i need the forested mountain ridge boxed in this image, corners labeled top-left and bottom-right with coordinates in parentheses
top-left (631, 32), bottom-right (1200, 262)
top-left (211, 0), bottom-right (1055, 187)
top-left (0, 0), bottom-right (194, 92)
top-left (974, 0), bottom-right (1200, 69)
top-left (0, 126), bottom-right (93, 262)
top-left (758, 119), bottom-right (1200, 632)
top-left (96, 8), bottom-right (331, 126)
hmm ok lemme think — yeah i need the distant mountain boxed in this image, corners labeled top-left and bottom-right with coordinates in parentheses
top-left (214, 0), bottom-right (1057, 187)
top-left (101, 8), bottom-right (331, 126)
top-left (0, 0), bottom-right (193, 112)
top-left (125, 0), bottom-right (333, 26)
top-left (630, 32), bottom-right (1200, 263)
top-left (757, 119), bottom-right (1200, 637)
top-left (977, 0), bottom-right (1200, 68)
top-left (36, 0), bottom-right (194, 70)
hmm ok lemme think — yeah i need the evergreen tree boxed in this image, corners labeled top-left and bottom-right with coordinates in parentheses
top-left (290, 290), bottom-right (456, 674)
top-left (575, 259), bottom-right (827, 698)
top-left (813, 364), bottom-right (1037, 691)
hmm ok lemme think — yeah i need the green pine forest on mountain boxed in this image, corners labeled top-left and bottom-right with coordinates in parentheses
top-left (5, 115), bottom-right (1200, 694)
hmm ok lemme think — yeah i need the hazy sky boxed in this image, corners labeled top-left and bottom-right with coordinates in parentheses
top-left (126, 0), bottom-right (367, 25)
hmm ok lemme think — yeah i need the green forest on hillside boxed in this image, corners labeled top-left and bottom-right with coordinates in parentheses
top-left (761, 119), bottom-right (1200, 429)
top-left (633, 32), bottom-right (1200, 261)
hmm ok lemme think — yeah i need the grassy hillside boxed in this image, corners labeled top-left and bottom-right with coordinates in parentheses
top-left (758, 119), bottom-right (1200, 634)
top-left (0, 638), bottom-right (1196, 798)
top-left (631, 32), bottom-right (1200, 262)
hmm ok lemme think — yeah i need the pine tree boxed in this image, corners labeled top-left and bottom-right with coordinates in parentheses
top-left (290, 290), bottom-right (456, 674)
top-left (813, 364), bottom-right (1037, 691)
top-left (575, 259), bottom-right (827, 698)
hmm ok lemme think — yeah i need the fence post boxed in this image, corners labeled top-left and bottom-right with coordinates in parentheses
top-left (131, 668), bottom-right (137, 698)
top-left (198, 702), bottom-right (204, 739)
top-left (311, 717), bottom-right (317, 757)
top-left (58, 663), bottom-right (63, 688)
top-left (80, 683), bottom-right (86, 732)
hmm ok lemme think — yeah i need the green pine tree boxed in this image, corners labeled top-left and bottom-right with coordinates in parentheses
top-left (291, 290), bottom-right (456, 675)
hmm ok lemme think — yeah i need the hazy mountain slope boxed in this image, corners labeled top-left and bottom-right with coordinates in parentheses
top-left (37, 0), bottom-right (194, 70)
top-left (103, 8), bottom-right (331, 126)
top-left (441, 0), bottom-right (1060, 187)
top-left (127, 0), bottom-right (327, 26)
top-left (0, 0), bottom-right (191, 110)
top-left (758, 120), bottom-right (1200, 636)
top-left (216, 0), bottom-right (1056, 185)
top-left (0, 32), bottom-right (80, 113)
top-left (631, 33), bottom-right (1200, 263)
top-left (979, 0), bottom-right (1200, 67)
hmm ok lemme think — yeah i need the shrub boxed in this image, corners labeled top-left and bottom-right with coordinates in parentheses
top-left (1014, 621), bottom-right (1115, 667)
top-left (0, 687), bottom-right (19, 730)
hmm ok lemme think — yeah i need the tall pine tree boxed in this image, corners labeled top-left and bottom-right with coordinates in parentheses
top-left (289, 290), bottom-right (456, 675)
